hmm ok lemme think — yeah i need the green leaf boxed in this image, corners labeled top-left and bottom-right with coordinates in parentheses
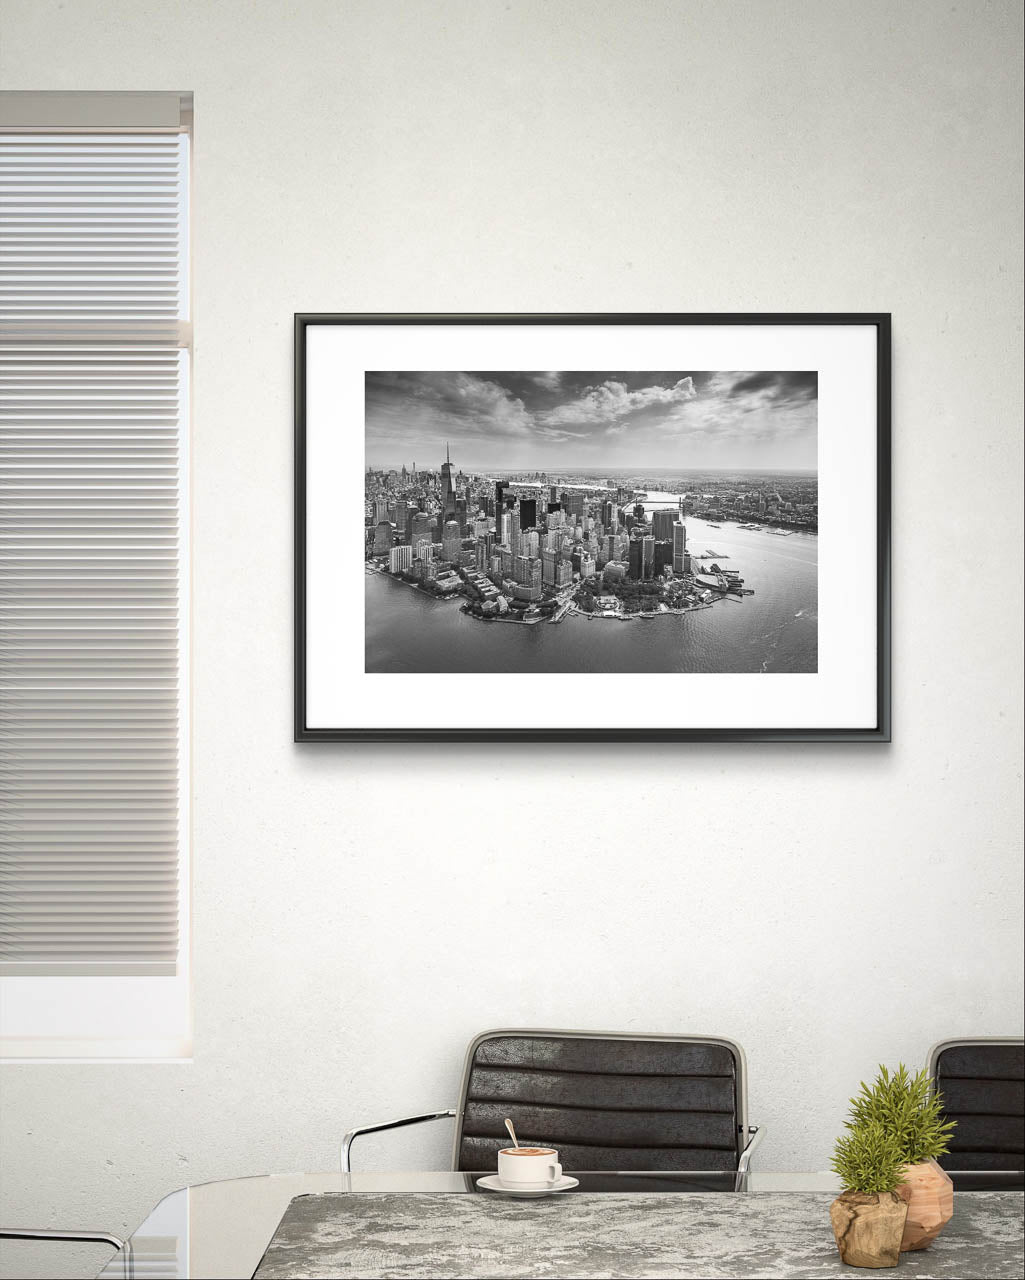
top-left (843, 1064), bottom-right (956, 1164)
top-left (831, 1121), bottom-right (907, 1193)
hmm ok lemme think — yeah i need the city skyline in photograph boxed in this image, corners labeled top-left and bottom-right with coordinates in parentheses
top-left (362, 366), bottom-right (818, 677)
top-left (365, 370), bottom-right (818, 471)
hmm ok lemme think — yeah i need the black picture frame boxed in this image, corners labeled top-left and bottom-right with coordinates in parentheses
top-left (295, 313), bottom-right (891, 743)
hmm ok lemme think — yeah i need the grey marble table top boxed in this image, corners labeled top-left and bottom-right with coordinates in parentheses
top-left (252, 1190), bottom-right (1025, 1280)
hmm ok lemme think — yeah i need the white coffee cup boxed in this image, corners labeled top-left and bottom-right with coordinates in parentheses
top-left (497, 1146), bottom-right (562, 1188)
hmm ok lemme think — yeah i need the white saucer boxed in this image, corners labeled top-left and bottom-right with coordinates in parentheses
top-left (476, 1174), bottom-right (579, 1198)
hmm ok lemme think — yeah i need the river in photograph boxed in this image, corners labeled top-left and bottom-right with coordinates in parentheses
top-left (365, 505), bottom-right (817, 674)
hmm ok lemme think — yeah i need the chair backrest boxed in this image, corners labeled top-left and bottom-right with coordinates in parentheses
top-left (929, 1038), bottom-right (1025, 1172)
top-left (452, 1029), bottom-right (748, 1171)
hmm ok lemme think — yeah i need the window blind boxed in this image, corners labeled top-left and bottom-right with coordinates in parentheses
top-left (0, 128), bottom-right (189, 977)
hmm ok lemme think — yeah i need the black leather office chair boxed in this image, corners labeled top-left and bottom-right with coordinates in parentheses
top-left (342, 1028), bottom-right (763, 1189)
top-left (929, 1037), bottom-right (1024, 1185)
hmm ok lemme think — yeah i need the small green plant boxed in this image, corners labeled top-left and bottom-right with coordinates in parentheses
top-left (845, 1064), bottom-right (956, 1165)
top-left (831, 1121), bottom-right (907, 1194)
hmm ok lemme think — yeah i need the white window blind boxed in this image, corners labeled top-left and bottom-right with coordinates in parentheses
top-left (0, 120), bottom-right (189, 984)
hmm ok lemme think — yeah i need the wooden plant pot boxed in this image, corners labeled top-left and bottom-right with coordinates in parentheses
top-left (830, 1189), bottom-right (910, 1268)
top-left (899, 1159), bottom-right (954, 1251)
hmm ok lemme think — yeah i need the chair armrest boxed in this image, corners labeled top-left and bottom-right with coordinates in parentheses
top-left (0, 1229), bottom-right (125, 1251)
top-left (341, 1109), bottom-right (457, 1173)
top-left (2, 1229), bottom-right (130, 1280)
top-left (735, 1124), bottom-right (764, 1191)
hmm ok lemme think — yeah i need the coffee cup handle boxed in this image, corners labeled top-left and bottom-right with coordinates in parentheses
top-left (548, 1161), bottom-right (562, 1184)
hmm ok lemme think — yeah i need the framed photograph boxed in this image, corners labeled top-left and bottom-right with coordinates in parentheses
top-left (295, 313), bottom-right (890, 742)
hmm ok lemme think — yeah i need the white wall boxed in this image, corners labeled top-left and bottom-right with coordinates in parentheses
top-left (1, 1), bottom-right (1022, 1275)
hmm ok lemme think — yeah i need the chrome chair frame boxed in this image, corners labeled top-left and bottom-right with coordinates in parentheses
top-left (0, 1228), bottom-right (131, 1278)
top-left (342, 1028), bottom-right (764, 1190)
top-left (927, 1035), bottom-right (1025, 1085)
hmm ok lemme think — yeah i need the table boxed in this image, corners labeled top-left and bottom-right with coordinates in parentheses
top-left (254, 1190), bottom-right (1025, 1280)
top-left (95, 1172), bottom-right (1024, 1280)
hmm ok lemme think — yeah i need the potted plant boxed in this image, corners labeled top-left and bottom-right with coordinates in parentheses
top-left (830, 1121), bottom-right (911, 1268)
top-left (846, 1065), bottom-right (956, 1251)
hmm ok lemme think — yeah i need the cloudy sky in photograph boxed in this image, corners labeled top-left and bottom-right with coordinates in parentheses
top-left (365, 370), bottom-right (817, 471)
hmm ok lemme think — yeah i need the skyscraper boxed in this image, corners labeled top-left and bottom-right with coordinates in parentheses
top-left (672, 521), bottom-right (688, 574)
top-left (511, 555), bottom-right (542, 601)
top-left (389, 544), bottom-right (413, 573)
top-left (441, 518), bottom-right (462, 563)
top-left (410, 511), bottom-right (431, 547)
top-left (440, 444), bottom-right (457, 523)
top-left (652, 508), bottom-right (676, 542)
top-left (475, 532), bottom-right (494, 570)
top-left (509, 510), bottom-right (521, 558)
top-left (565, 493), bottom-right (585, 522)
top-left (513, 554), bottom-right (540, 587)
top-left (519, 498), bottom-right (537, 530)
top-left (642, 535), bottom-right (655, 578)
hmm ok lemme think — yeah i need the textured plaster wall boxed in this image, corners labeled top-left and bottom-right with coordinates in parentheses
top-left (0, 1), bottom-right (1022, 1276)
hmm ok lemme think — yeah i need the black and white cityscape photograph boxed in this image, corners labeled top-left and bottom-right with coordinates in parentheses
top-left (363, 370), bottom-right (819, 675)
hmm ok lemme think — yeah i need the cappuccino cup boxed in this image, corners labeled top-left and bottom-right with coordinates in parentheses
top-left (497, 1146), bottom-right (562, 1188)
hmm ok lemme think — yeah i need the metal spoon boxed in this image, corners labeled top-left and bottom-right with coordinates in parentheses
top-left (504, 1118), bottom-right (520, 1149)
